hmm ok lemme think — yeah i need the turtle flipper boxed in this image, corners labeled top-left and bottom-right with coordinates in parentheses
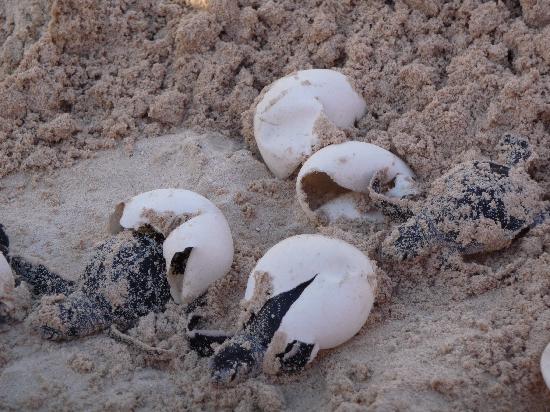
top-left (277, 340), bottom-right (317, 373)
top-left (9, 256), bottom-right (75, 296)
top-left (381, 217), bottom-right (431, 261)
top-left (31, 291), bottom-right (111, 340)
top-left (368, 170), bottom-right (415, 222)
top-left (187, 327), bottom-right (232, 357)
top-left (184, 294), bottom-right (233, 356)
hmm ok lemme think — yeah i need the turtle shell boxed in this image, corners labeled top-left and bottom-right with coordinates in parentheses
top-left (420, 160), bottom-right (539, 254)
top-left (81, 230), bottom-right (171, 325)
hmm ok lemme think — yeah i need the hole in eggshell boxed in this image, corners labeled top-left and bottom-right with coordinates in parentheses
top-left (300, 171), bottom-right (354, 212)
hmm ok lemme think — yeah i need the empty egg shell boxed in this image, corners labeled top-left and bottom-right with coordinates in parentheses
top-left (163, 212), bottom-right (234, 305)
top-left (245, 234), bottom-right (376, 353)
top-left (296, 141), bottom-right (417, 223)
top-left (109, 189), bottom-right (234, 304)
top-left (253, 69), bottom-right (367, 179)
top-left (0, 253), bottom-right (14, 312)
top-left (542, 342), bottom-right (550, 390)
top-left (109, 188), bottom-right (220, 237)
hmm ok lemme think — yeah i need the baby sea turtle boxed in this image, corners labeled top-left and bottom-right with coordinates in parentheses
top-left (10, 230), bottom-right (171, 340)
top-left (5, 189), bottom-right (234, 340)
top-left (369, 135), bottom-right (548, 260)
top-left (188, 235), bottom-right (376, 385)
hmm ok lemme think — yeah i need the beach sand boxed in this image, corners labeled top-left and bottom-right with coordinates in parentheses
top-left (1, 0), bottom-right (550, 410)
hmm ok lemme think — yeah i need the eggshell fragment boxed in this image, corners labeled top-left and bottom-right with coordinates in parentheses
top-left (163, 212), bottom-right (234, 304)
top-left (110, 188), bottom-right (235, 305)
top-left (254, 69), bottom-right (367, 179)
top-left (109, 188), bottom-right (220, 236)
top-left (542, 342), bottom-right (550, 390)
top-left (244, 234), bottom-right (376, 352)
top-left (296, 141), bottom-right (417, 223)
top-left (0, 253), bottom-right (15, 311)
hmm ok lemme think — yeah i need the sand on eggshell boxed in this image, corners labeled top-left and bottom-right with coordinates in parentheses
top-left (0, 0), bottom-right (550, 410)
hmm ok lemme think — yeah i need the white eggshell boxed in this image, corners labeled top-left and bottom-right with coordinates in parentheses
top-left (254, 69), bottom-right (367, 179)
top-left (244, 234), bottom-right (376, 353)
top-left (0, 253), bottom-right (14, 310)
top-left (296, 141), bottom-right (417, 223)
top-left (542, 342), bottom-right (550, 390)
top-left (163, 212), bottom-right (234, 304)
top-left (112, 189), bottom-right (220, 235)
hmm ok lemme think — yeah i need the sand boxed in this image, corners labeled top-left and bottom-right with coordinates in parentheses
top-left (0, 0), bottom-right (550, 410)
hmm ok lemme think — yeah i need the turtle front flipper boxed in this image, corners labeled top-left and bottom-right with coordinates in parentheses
top-left (9, 256), bottom-right (75, 296)
top-left (277, 340), bottom-right (318, 373)
top-left (368, 169), bottom-right (415, 222)
top-left (31, 291), bottom-right (111, 340)
top-left (187, 328), bottom-right (232, 357)
top-left (381, 214), bottom-right (438, 261)
top-left (210, 275), bottom-right (317, 385)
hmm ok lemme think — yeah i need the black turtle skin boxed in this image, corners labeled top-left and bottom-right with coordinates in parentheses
top-left (208, 275), bottom-right (317, 386)
top-left (11, 230), bottom-right (171, 340)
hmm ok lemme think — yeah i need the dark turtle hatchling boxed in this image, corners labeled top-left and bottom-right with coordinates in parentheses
top-left (8, 230), bottom-right (171, 340)
top-left (370, 135), bottom-right (548, 260)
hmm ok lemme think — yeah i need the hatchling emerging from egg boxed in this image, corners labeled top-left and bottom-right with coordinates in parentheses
top-left (4, 189), bottom-right (234, 340)
top-left (370, 135), bottom-right (548, 260)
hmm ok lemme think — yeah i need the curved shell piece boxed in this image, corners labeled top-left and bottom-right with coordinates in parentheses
top-left (254, 69), bottom-right (367, 179)
top-left (542, 342), bottom-right (550, 390)
top-left (110, 189), bottom-right (234, 304)
top-left (244, 234), bottom-right (376, 352)
top-left (163, 212), bottom-right (234, 304)
top-left (0, 253), bottom-right (15, 311)
top-left (109, 188), bottom-right (220, 236)
top-left (296, 141), bottom-right (417, 223)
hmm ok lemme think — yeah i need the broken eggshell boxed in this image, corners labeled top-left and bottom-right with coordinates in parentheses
top-left (253, 69), bottom-right (367, 179)
top-left (245, 234), bottom-right (377, 352)
top-left (542, 342), bottom-right (550, 390)
top-left (109, 189), bottom-right (234, 304)
top-left (109, 188), bottom-right (220, 236)
top-left (296, 141), bottom-right (417, 223)
top-left (209, 234), bottom-right (377, 385)
top-left (163, 212), bottom-right (234, 305)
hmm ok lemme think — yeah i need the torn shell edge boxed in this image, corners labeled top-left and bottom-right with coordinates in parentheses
top-left (163, 212), bottom-right (234, 305)
top-left (296, 141), bottom-right (417, 223)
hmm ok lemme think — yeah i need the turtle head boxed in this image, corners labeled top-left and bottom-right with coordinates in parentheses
top-left (209, 334), bottom-right (264, 386)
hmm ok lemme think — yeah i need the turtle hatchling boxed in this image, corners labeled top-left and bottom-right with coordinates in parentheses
top-left (7, 189), bottom-right (234, 340)
top-left (189, 234), bottom-right (377, 385)
top-left (372, 135), bottom-right (548, 260)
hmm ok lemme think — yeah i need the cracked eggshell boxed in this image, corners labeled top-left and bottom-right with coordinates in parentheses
top-left (109, 188), bottom-right (220, 236)
top-left (0, 253), bottom-right (14, 311)
top-left (542, 342), bottom-right (550, 390)
top-left (244, 234), bottom-right (376, 352)
top-left (296, 141), bottom-right (417, 223)
top-left (163, 212), bottom-right (234, 305)
top-left (254, 69), bottom-right (367, 179)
